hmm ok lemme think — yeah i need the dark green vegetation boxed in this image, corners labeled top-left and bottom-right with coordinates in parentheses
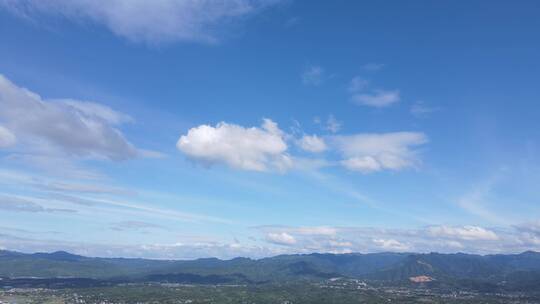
top-left (0, 250), bottom-right (407, 280)
top-left (1, 250), bottom-right (540, 294)
top-left (2, 282), bottom-right (539, 304)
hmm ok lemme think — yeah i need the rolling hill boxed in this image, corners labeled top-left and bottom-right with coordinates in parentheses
top-left (1, 249), bottom-right (540, 290)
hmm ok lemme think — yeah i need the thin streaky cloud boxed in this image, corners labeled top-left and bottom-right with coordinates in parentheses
top-left (362, 63), bottom-right (385, 71)
top-left (351, 89), bottom-right (400, 108)
top-left (0, 0), bottom-right (284, 45)
top-left (410, 101), bottom-right (440, 117)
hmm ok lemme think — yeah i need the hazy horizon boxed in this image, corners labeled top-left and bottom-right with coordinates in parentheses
top-left (3, 248), bottom-right (540, 262)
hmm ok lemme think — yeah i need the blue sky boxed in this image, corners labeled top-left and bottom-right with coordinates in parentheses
top-left (0, 0), bottom-right (540, 259)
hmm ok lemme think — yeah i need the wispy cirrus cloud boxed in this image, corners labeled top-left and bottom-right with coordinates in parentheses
top-left (297, 134), bottom-right (327, 153)
top-left (348, 76), bottom-right (369, 92)
top-left (0, 125), bottom-right (16, 148)
top-left (110, 220), bottom-right (164, 232)
top-left (362, 63), bottom-right (385, 71)
top-left (3, 154), bottom-right (105, 180)
top-left (456, 174), bottom-right (511, 225)
top-left (347, 75), bottom-right (400, 108)
top-left (410, 101), bottom-right (440, 117)
top-left (0, 194), bottom-right (76, 213)
top-left (332, 132), bottom-right (428, 173)
top-left (314, 114), bottom-right (342, 133)
top-left (351, 89), bottom-right (401, 108)
top-left (0, 0), bottom-right (282, 45)
top-left (301, 65), bottom-right (324, 86)
top-left (0, 168), bottom-right (230, 224)
top-left (0, 168), bottom-right (132, 195)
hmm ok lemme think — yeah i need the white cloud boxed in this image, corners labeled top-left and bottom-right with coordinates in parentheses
top-left (266, 232), bottom-right (296, 246)
top-left (410, 101), bottom-right (439, 117)
top-left (0, 168), bottom-right (130, 194)
top-left (2, 223), bottom-right (537, 258)
top-left (295, 226), bottom-right (337, 236)
top-left (351, 89), bottom-right (400, 107)
top-left (362, 63), bottom-right (385, 71)
top-left (288, 157), bottom-right (331, 172)
top-left (347, 75), bottom-right (399, 109)
top-left (348, 76), bottom-right (369, 92)
top-left (456, 177), bottom-right (509, 225)
top-left (255, 224), bottom-right (517, 255)
top-left (0, 169), bottom-right (231, 224)
top-left (61, 99), bottom-right (133, 124)
top-left (177, 119), bottom-right (292, 172)
top-left (1, 0), bottom-right (280, 44)
top-left (324, 114), bottom-right (342, 133)
top-left (110, 220), bottom-right (163, 232)
top-left (373, 238), bottom-right (410, 251)
top-left (0, 125), bottom-right (16, 148)
top-left (0, 74), bottom-right (140, 160)
top-left (4, 154), bottom-right (104, 180)
top-left (298, 135), bottom-right (327, 153)
top-left (516, 221), bottom-right (540, 236)
top-left (328, 240), bottom-right (353, 248)
top-left (0, 229), bottom-right (286, 259)
top-left (259, 226), bottom-right (338, 237)
top-left (176, 119), bottom-right (427, 174)
top-left (426, 225), bottom-right (499, 241)
top-left (302, 65), bottom-right (324, 86)
top-left (333, 132), bottom-right (427, 173)
top-left (313, 115), bottom-right (342, 133)
top-left (178, 118), bottom-right (427, 174)
top-left (0, 195), bottom-right (76, 213)
top-left (340, 156), bottom-right (381, 173)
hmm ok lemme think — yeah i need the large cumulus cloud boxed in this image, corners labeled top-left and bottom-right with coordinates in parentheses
top-left (0, 74), bottom-right (138, 160)
top-left (177, 119), bottom-right (292, 172)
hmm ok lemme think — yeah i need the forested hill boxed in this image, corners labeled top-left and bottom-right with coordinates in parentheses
top-left (2, 250), bottom-right (540, 288)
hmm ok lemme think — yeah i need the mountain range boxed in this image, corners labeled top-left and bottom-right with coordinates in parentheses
top-left (2, 250), bottom-right (540, 291)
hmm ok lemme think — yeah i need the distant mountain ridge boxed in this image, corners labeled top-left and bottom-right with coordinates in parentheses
top-left (1, 249), bottom-right (540, 289)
